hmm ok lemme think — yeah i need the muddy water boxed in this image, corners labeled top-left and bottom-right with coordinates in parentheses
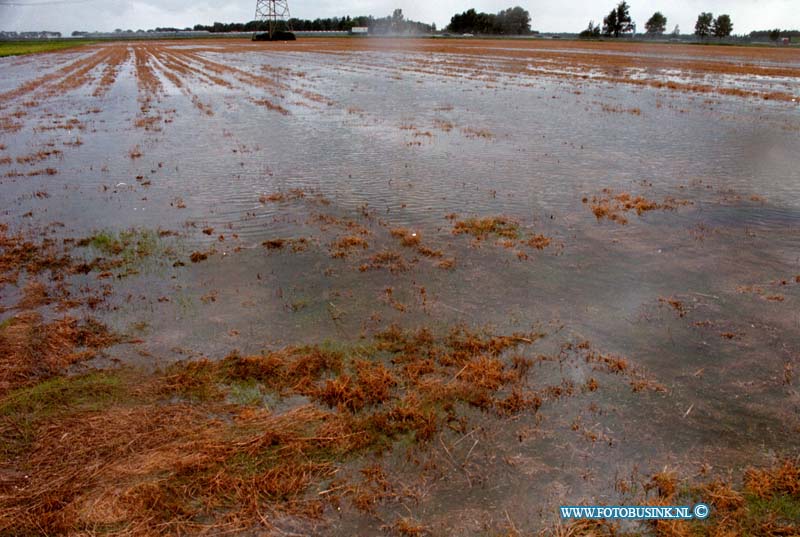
top-left (1, 40), bottom-right (799, 533)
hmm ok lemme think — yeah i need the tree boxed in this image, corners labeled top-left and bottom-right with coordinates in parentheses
top-left (671, 25), bottom-right (680, 37)
top-left (603, 2), bottom-right (633, 38)
top-left (495, 6), bottom-right (531, 35)
top-left (614, 1), bottom-right (633, 35)
top-left (695, 12), bottom-right (713, 38)
top-left (580, 20), bottom-right (601, 39)
top-left (447, 7), bottom-right (529, 35)
top-left (391, 8), bottom-right (404, 31)
top-left (644, 12), bottom-right (667, 35)
top-left (769, 28), bottom-right (781, 41)
top-left (712, 14), bottom-right (733, 37)
top-left (449, 8), bottom-right (489, 33)
top-left (602, 9), bottom-right (618, 36)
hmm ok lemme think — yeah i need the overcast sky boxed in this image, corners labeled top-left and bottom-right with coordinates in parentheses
top-left (1, 0), bottom-right (797, 35)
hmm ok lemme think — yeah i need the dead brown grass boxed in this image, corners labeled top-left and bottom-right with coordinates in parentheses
top-left (190, 251), bottom-right (209, 263)
top-left (543, 459), bottom-right (799, 536)
top-left (450, 217), bottom-right (551, 258)
top-left (390, 227), bottom-right (421, 247)
top-left (0, 225), bottom-right (73, 288)
top-left (436, 258), bottom-right (456, 270)
top-left (0, 312), bottom-right (118, 395)
top-left (331, 235), bottom-right (369, 258)
top-left (659, 297), bottom-right (686, 318)
top-left (587, 189), bottom-right (690, 225)
top-left (263, 238), bottom-right (286, 250)
top-left (389, 227), bottom-right (447, 263)
top-left (453, 216), bottom-right (519, 240)
top-left (744, 460), bottom-right (800, 499)
top-left (359, 250), bottom-right (409, 273)
top-left (0, 402), bottom-right (337, 534)
top-left (0, 225), bottom-right (168, 359)
top-left (642, 459), bottom-right (800, 537)
top-left (0, 325), bottom-right (556, 534)
top-left (526, 234), bottom-right (552, 250)
top-left (539, 519), bottom-right (618, 537)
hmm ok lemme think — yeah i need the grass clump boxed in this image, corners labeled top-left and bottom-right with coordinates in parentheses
top-left (359, 250), bottom-right (409, 273)
top-left (543, 460), bottom-right (800, 537)
top-left (0, 312), bottom-right (120, 395)
top-left (390, 228), bottom-right (421, 247)
top-left (0, 224), bottom-right (72, 287)
top-left (451, 216), bottom-right (551, 258)
top-left (0, 40), bottom-right (96, 58)
top-left (452, 216), bottom-right (519, 240)
top-left (389, 228), bottom-right (447, 263)
top-left (585, 189), bottom-right (691, 225)
top-left (330, 235), bottom-right (369, 258)
top-left (0, 316), bottom-right (13, 331)
top-left (639, 460), bottom-right (800, 537)
top-left (81, 229), bottom-right (158, 259)
top-left (526, 234), bottom-right (552, 250)
top-left (0, 370), bottom-right (126, 456)
top-left (76, 228), bottom-right (168, 274)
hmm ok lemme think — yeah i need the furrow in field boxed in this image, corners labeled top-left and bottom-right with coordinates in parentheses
top-left (148, 48), bottom-right (215, 116)
top-left (92, 46), bottom-right (132, 98)
top-left (133, 45), bottom-right (164, 99)
top-left (44, 47), bottom-right (117, 98)
top-left (0, 47), bottom-right (112, 106)
top-left (179, 48), bottom-right (335, 107)
top-left (156, 48), bottom-right (234, 89)
top-left (330, 46), bottom-right (799, 102)
top-left (132, 46), bottom-right (169, 132)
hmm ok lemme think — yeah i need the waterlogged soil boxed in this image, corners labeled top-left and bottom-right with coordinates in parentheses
top-left (1, 38), bottom-right (799, 534)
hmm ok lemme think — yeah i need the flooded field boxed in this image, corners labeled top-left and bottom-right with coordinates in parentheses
top-left (1, 38), bottom-right (799, 535)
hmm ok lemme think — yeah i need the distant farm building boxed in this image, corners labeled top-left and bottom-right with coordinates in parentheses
top-left (350, 27), bottom-right (369, 35)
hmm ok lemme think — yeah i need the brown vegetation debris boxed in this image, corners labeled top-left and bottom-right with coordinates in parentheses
top-left (330, 236), bottom-right (369, 258)
top-left (263, 239), bottom-right (286, 250)
top-left (526, 234), bottom-right (552, 250)
top-left (389, 228), bottom-right (447, 261)
top-left (436, 258), bottom-right (456, 270)
top-left (0, 304), bottom-right (686, 535)
top-left (390, 228), bottom-right (421, 248)
top-left (0, 312), bottom-right (118, 394)
top-left (128, 145), bottom-right (143, 159)
top-left (633, 459), bottom-right (800, 537)
top-left (452, 216), bottom-right (519, 240)
top-left (190, 251), bottom-right (209, 263)
top-left (588, 189), bottom-right (690, 224)
top-left (359, 251), bottom-right (409, 273)
top-left (659, 297), bottom-right (687, 318)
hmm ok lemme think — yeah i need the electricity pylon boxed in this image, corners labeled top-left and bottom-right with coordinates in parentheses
top-left (255, 0), bottom-right (291, 39)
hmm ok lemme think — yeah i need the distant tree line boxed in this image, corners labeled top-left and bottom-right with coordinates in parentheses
top-left (580, 2), bottom-right (735, 39)
top-left (192, 10), bottom-right (433, 34)
top-left (0, 30), bottom-right (61, 39)
top-left (193, 6), bottom-right (534, 36)
top-left (445, 6), bottom-right (532, 35)
top-left (749, 29), bottom-right (800, 41)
